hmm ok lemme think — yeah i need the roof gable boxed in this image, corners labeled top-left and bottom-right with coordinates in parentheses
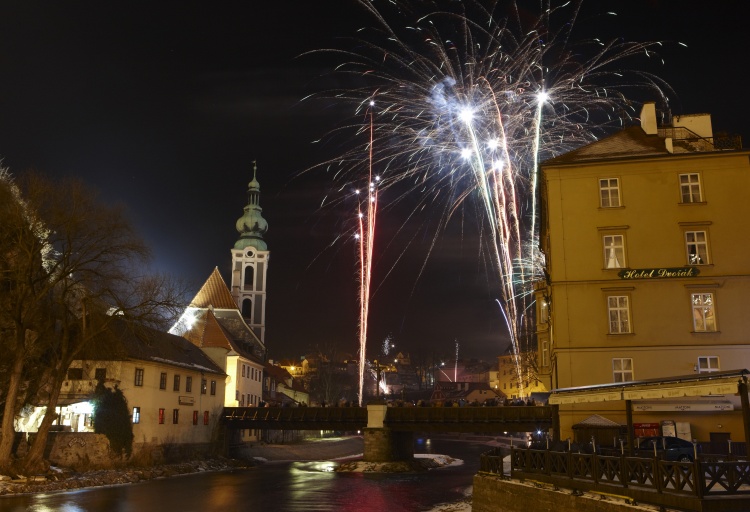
top-left (190, 267), bottom-right (238, 309)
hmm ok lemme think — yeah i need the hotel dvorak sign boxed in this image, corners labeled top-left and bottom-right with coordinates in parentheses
top-left (618, 267), bottom-right (700, 280)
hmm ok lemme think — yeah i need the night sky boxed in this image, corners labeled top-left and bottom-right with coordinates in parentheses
top-left (1, 1), bottom-right (749, 363)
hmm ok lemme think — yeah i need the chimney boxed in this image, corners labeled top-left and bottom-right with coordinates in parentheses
top-left (640, 102), bottom-right (658, 135)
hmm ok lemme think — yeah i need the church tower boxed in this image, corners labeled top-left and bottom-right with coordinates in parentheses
top-left (231, 162), bottom-right (269, 343)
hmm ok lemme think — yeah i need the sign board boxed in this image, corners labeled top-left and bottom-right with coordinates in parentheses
top-left (618, 267), bottom-right (700, 280)
top-left (179, 396), bottom-right (195, 405)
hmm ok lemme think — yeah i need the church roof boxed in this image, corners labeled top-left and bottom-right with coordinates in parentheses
top-left (189, 267), bottom-right (238, 309)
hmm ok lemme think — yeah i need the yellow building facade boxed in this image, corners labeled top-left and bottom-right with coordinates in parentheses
top-left (538, 103), bottom-right (750, 446)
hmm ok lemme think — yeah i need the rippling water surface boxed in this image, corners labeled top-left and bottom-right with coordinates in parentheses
top-left (2, 439), bottom-right (485, 512)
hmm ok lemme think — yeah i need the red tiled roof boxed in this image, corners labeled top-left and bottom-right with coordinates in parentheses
top-left (189, 267), bottom-right (238, 309)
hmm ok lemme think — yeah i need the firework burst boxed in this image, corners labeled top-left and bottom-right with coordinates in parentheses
top-left (307, 0), bottom-right (673, 395)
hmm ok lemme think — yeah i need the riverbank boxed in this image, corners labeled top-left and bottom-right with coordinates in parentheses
top-left (0, 436), bottom-right (364, 497)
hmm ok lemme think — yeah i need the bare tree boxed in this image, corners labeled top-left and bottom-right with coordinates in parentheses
top-left (0, 170), bottom-right (185, 473)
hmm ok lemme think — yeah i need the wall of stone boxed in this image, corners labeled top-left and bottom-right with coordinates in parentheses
top-left (363, 428), bottom-right (414, 462)
top-left (473, 473), bottom-right (649, 512)
top-left (47, 432), bottom-right (113, 469)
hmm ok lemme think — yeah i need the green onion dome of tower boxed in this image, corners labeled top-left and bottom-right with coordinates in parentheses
top-left (234, 162), bottom-right (268, 251)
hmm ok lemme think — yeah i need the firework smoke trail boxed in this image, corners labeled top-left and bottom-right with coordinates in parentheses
top-left (357, 103), bottom-right (379, 406)
top-left (308, 0), bottom-right (672, 386)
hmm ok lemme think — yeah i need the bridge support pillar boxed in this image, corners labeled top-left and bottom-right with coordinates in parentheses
top-left (363, 428), bottom-right (414, 462)
top-left (363, 404), bottom-right (413, 462)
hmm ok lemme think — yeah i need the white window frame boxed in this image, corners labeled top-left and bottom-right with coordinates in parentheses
top-left (607, 295), bottom-right (631, 334)
top-left (599, 178), bottom-right (621, 208)
top-left (613, 358), bottom-right (634, 383)
top-left (680, 173), bottom-right (703, 203)
top-left (697, 356), bottom-right (719, 373)
top-left (692, 292), bottom-right (717, 332)
top-left (541, 339), bottom-right (549, 368)
top-left (685, 230), bottom-right (709, 265)
top-left (603, 234), bottom-right (626, 269)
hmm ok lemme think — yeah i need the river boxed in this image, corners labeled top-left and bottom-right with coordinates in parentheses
top-left (1, 438), bottom-right (486, 512)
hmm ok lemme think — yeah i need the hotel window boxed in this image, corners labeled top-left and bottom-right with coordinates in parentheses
top-left (158, 408), bottom-right (165, 424)
top-left (603, 235), bottom-right (625, 269)
top-left (173, 409), bottom-right (179, 424)
top-left (159, 372), bottom-right (167, 390)
top-left (134, 368), bottom-right (144, 387)
top-left (613, 358), bottom-right (634, 383)
top-left (173, 375), bottom-right (180, 392)
top-left (697, 356), bottom-right (720, 373)
top-left (186, 376), bottom-right (192, 393)
top-left (692, 293), bottom-right (717, 332)
top-left (599, 178), bottom-right (621, 208)
top-left (193, 411), bottom-right (199, 425)
top-left (132, 407), bottom-right (140, 424)
top-left (607, 295), bottom-right (631, 334)
top-left (203, 411), bottom-right (209, 425)
top-left (210, 380), bottom-right (217, 395)
top-left (680, 173), bottom-right (703, 203)
top-left (242, 365), bottom-right (245, 377)
top-left (685, 231), bottom-right (709, 265)
top-left (201, 379), bottom-right (207, 394)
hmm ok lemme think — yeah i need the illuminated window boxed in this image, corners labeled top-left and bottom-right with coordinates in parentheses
top-left (603, 235), bottom-right (626, 269)
top-left (599, 178), bottom-right (621, 208)
top-left (607, 296), bottom-right (631, 334)
top-left (201, 379), bottom-right (207, 394)
top-left (134, 368), bottom-right (144, 387)
top-left (692, 293), bottom-right (717, 332)
top-left (680, 173), bottom-right (703, 203)
top-left (159, 372), bottom-right (167, 390)
top-left (158, 408), bottom-right (165, 424)
top-left (172, 409), bottom-right (179, 424)
top-left (613, 358), bottom-right (634, 383)
top-left (173, 375), bottom-right (180, 392)
top-left (186, 376), bottom-right (192, 393)
top-left (132, 407), bottom-right (140, 424)
top-left (685, 231), bottom-right (709, 265)
top-left (697, 356), bottom-right (719, 373)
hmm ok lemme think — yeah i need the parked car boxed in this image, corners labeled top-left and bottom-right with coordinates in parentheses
top-left (637, 436), bottom-right (695, 462)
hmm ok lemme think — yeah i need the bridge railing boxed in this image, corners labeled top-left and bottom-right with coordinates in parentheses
top-left (479, 446), bottom-right (750, 511)
top-left (222, 407), bottom-right (368, 429)
top-left (384, 405), bottom-right (553, 432)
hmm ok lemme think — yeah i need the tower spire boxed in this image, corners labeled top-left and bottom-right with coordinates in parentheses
top-left (234, 161), bottom-right (268, 251)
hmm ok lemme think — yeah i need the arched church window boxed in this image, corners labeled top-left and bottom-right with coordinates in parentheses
top-left (244, 265), bottom-right (254, 290)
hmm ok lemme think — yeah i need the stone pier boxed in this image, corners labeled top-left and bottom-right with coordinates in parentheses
top-left (363, 404), bottom-right (414, 462)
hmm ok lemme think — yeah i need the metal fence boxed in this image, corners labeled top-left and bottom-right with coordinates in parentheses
top-left (479, 446), bottom-right (750, 512)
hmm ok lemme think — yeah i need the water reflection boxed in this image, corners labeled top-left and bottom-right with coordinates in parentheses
top-left (2, 440), bottom-right (485, 512)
